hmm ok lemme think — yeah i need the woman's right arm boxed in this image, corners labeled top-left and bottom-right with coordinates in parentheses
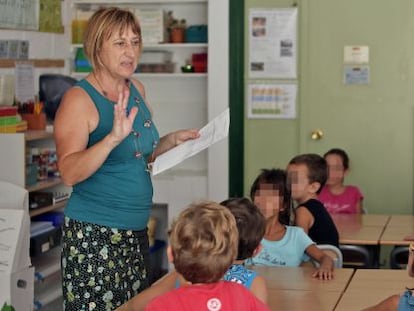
top-left (55, 86), bottom-right (136, 186)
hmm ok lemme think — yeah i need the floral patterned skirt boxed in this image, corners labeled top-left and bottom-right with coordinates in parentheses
top-left (61, 217), bottom-right (150, 311)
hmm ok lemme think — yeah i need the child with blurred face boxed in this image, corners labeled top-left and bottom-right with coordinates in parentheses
top-left (248, 168), bottom-right (334, 280)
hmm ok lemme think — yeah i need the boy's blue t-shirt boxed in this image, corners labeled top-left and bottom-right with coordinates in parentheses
top-left (248, 226), bottom-right (314, 267)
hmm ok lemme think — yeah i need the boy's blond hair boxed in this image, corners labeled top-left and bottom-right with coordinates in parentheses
top-left (169, 201), bottom-right (238, 284)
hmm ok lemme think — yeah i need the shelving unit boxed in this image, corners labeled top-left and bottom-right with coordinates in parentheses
top-left (0, 59), bottom-right (65, 68)
top-left (0, 131), bottom-right (66, 310)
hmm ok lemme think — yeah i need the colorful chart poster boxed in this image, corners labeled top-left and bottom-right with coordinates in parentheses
top-left (248, 83), bottom-right (297, 119)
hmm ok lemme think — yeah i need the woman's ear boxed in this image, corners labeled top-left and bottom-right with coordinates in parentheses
top-left (167, 245), bottom-right (174, 263)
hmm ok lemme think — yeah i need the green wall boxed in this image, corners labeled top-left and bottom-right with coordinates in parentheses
top-left (244, 0), bottom-right (300, 194)
top-left (243, 0), bottom-right (414, 214)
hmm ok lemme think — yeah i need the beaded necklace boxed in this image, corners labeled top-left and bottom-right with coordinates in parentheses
top-left (93, 73), bottom-right (159, 172)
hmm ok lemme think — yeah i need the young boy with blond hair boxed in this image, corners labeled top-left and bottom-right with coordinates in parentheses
top-left (144, 201), bottom-right (269, 311)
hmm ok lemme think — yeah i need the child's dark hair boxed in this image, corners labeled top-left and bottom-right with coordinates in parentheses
top-left (249, 168), bottom-right (292, 225)
top-left (220, 198), bottom-right (266, 260)
top-left (289, 154), bottom-right (327, 194)
top-left (324, 148), bottom-right (349, 170)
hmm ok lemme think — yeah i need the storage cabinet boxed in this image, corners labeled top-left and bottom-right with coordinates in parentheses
top-left (0, 131), bottom-right (67, 309)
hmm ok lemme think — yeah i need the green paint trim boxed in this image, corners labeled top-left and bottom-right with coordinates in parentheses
top-left (229, 0), bottom-right (244, 197)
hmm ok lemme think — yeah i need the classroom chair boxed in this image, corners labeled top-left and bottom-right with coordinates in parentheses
top-left (339, 245), bottom-right (372, 268)
top-left (39, 74), bottom-right (78, 120)
top-left (314, 244), bottom-right (343, 268)
top-left (390, 246), bottom-right (409, 269)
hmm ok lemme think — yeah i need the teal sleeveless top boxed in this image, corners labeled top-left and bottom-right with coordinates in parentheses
top-left (65, 79), bottom-right (160, 230)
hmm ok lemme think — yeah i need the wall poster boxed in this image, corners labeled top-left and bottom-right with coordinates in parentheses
top-left (247, 83), bottom-right (297, 119)
top-left (249, 8), bottom-right (297, 79)
top-left (0, 0), bottom-right (39, 30)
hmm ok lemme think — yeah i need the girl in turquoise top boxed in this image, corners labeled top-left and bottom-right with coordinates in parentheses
top-left (55, 7), bottom-right (199, 311)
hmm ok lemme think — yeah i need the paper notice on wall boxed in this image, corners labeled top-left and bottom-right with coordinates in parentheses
top-left (249, 8), bottom-right (297, 78)
top-left (14, 62), bottom-right (36, 103)
top-left (152, 108), bottom-right (229, 175)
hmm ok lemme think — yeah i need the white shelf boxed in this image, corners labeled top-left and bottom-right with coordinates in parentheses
top-left (26, 177), bottom-right (62, 192)
top-left (71, 43), bottom-right (207, 49)
top-left (74, 0), bottom-right (207, 4)
top-left (29, 199), bottom-right (67, 218)
top-left (71, 72), bottom-right (207, 78)
top-left (34, 279), bottom-right (62, 311)
top-left (32, 248), bottom-right (61, 282)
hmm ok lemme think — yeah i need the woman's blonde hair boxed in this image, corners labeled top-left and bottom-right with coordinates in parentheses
top-left (169, 201), bottom-right (238, 284)
top-left (83, 7), bottom-right (142, 70)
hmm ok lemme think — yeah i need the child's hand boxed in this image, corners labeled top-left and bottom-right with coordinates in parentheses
top-left (312, 267), bottom-right (334, 280)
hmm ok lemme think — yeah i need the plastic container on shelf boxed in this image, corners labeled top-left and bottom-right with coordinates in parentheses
top-left (186, 25), bottom-right (207, 43)
top-left (71, 19), bottom-right (88, 44)
top-left (0, 75), bottom-right (14, 106)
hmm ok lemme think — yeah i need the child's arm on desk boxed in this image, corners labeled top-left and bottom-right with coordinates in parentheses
top-left (250, 275), bottom-right (268, 305)
top-left (408, 244), bottom-right (414, 277)
top-left (305, 244), bottom-right (334, 281)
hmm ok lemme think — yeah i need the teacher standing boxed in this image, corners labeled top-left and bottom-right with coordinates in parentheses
top-left (54, 7), bottom-right (199, 311)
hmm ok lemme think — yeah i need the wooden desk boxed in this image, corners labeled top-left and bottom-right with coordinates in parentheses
top-left (380, 226), bottom-right (412, 246)
top-left (377, 215), bottom-right (414, 245)
top-left (332, 214), bottom-right (390, 228)
top-left (251, 266), bottom-right (355, 292)
top-left (268, 289), bottom-right (342, 311)
top-left (387, 215), bottom-right (414, 228)
top-left (335, 269), bottom-right (414, 311)
top-left (331, 214), bottom-right (389, 245)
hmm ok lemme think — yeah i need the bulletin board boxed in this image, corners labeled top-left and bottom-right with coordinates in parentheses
top-left (0, 0), bottom-right (39, 31)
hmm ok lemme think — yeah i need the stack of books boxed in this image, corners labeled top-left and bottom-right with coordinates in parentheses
top-left (0, 106), bottom-right (27, 133)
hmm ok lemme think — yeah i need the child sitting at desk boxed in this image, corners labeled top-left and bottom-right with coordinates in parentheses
top-left (247, 168), bottom-right (334, 280)
top-left (362, 243), bottom-right (414, 311)
top-left (122, 199), bottom-right (269, 310)
top-left (287, 153), bottom-right (340, 247)
top-left (318, 148), bottom-right (364, 214)
top-left (144, 201), bottom-right (269, 310)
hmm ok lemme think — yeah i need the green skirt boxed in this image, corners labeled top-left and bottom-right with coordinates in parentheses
top-left (61, 216), bottom-right (150, 311)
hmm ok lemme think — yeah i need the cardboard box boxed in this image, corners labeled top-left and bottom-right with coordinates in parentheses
top-left (0, 267), bottom-right (34, 311)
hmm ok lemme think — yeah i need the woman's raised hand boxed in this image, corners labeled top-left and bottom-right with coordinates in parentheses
top-left (110, 85), bottom-right (138, 145)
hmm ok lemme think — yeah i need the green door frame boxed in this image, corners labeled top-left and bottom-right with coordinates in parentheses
top-left (229, 0), bottom-right (245, 197)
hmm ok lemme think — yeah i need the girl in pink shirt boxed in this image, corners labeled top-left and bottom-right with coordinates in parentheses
top-left (318, 148), bottom-right (364, 214)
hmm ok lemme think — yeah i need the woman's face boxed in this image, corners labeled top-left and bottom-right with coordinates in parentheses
top-left (253, 184), bottom-right (284, 219)
top-left (99, 27), bottom-right (141, 78)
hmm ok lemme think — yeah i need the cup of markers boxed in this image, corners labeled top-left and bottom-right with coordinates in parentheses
top-left (21, 101), bottom-right (46, 130)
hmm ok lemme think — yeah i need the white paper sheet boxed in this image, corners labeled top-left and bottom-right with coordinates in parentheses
top-left (152, 108), bottom-right (229, 176)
